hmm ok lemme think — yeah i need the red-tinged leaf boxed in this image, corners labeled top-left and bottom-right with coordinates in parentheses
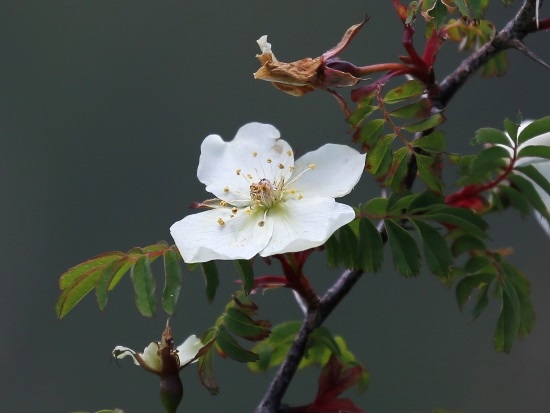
top-left (59, 251), bottom-right (124, 289)
top-left (56, 265), bottom-right (106, 319)
top-left (317, 355), bottom-right (363, 401)
top-left (198, 328), bottom-right (220, 395)
top-left (249, 275), bottom-right (289, 291)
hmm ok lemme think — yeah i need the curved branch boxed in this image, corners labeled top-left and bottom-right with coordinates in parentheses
top-left (255, 2), bottom-right (543, 412)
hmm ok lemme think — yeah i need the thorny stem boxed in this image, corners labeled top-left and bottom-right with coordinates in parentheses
top-left (255, 2), bottom-right (544, 412)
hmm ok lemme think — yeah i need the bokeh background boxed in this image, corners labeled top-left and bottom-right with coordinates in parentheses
top-left (1, 1), bottom-right (549, 412)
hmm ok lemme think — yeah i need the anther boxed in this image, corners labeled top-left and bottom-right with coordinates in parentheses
top-left (217, 218), bottom-right (225, 226)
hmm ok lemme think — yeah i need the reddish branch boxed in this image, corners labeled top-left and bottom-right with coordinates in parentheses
top-left (255, 1), bottom-right (545, 412)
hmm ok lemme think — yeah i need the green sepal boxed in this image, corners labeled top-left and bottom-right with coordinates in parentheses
top-left (200, 261), bottom-right (220, 303)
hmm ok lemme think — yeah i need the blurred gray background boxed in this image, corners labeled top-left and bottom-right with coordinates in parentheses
top-left (1, 1), bottom-right (549, 412)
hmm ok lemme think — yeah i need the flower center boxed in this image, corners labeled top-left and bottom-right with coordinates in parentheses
top-left (250, 178), bottom-right (280, 208)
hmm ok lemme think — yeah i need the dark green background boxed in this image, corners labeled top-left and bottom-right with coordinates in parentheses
top-left (1, 1), bottom-right (549, 412)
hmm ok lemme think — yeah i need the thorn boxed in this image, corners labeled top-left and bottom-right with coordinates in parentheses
top-left (509, 39), bottom-right (550, 70)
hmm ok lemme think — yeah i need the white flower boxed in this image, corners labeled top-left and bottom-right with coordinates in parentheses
top-left (170, 122), bottom-right (366, 263)
top-left (113, 329), bottom-right (203, 375)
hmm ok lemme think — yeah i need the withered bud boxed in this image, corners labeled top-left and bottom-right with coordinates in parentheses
top-left (253, 19), bottom-right (368, 96)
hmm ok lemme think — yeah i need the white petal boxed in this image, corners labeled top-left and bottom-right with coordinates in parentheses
top-left (112, 342), bottom-right (162, 373)
top-left (140, 342), bottom-right (162, 372)
top-left (176, 335), bottom-right (203, 367)
top-left (257, 35), bottom-right (272, 54)
top-left (290, 144), bottom-right (365, 198)
top-left (197, 123), bottom-right (294, 205)
top-left (259, 197), bottom-right (356, 256)
top-left (112, 345), bottom-right (140, 366)
top-left (171, 207), bottom-right (273, 263)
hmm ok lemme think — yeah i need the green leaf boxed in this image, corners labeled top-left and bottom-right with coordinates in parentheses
top-left (408, 190), bottom-right (443, 213)
top-left (358, 119), bottom-right (386, 147)
top-left (469, 283), bottom-right (490, 323)
top-left (249, 321), bottom-right (301, 373)
top-left (470, 146), bottom-right (510, 177)
top-left (130, 256), bottom-right (157, 317)
top-left (223, 307), bottom-right (271, 341)
top-left (389, 98), bottom-right (432, 119)
top-left (388, 147), bottom-right (409, 192)
top-left (366, 134), bottom-right (394, 175)
top-left (234, 259), bottom-right (254, 295)
top-left (383, 80), bottom-right (425, 103)
top-left (503, 263), bottom-right (535, 338)
top-left (518, 116), bottom-right (550, 145)
top-left (411, 219), bottom-right (453, 277)
top-left (216, 327), bottom-right (259, 363)
top-left (358, 218), bottom-right (384, 273)
top-left (494, 284), bottom-right (521, 353)
top-left (200, 261), bottom-right (220, 302)
top-left (450, 234), bottom-right (486, 257)
top-left (402, 113), bottom-right (445, 133)
top-left (387, 192), bottom-right (417, 214)
top-left (455, 273), bottom-right (494, 311)
top-left (454, 0), bottom-right (471, 17)
top-left (517, 145), bottom-right (550, 160)
top-left (516, 165), bottom-right (550, 199)
top-left (415, 153), bottom-right (443, 193)
top-left (469, 0), bottom-right (489, 20)
top-left (95, 260), bottom-right (117, 311)
top-left (508, 173), bottom-right (550, 219)
top-left (361, 197), bottom-right (389, 216)
top-left (498, 185), bottom-right (531, 217)
top-left (481, 51), bottom-right (508, 78)
top-left (338, 224), bottom-right (359, 269)
top-left (471, 127), bottom-right (512, 147)
top-left (385, 219), bottom-right (422, 277)
top-left (198, 328), bottom-right (220, 395)
top-left (162, 249), bottom-right (182, 316)
top-left (411, 131), bottom-right (446, 153)
top-left (426, 206), bottom-right (488, 238)
top-left (348, 99), bottom-right (378, 127)
top-left (503, 117), bottom-right (520, 145)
